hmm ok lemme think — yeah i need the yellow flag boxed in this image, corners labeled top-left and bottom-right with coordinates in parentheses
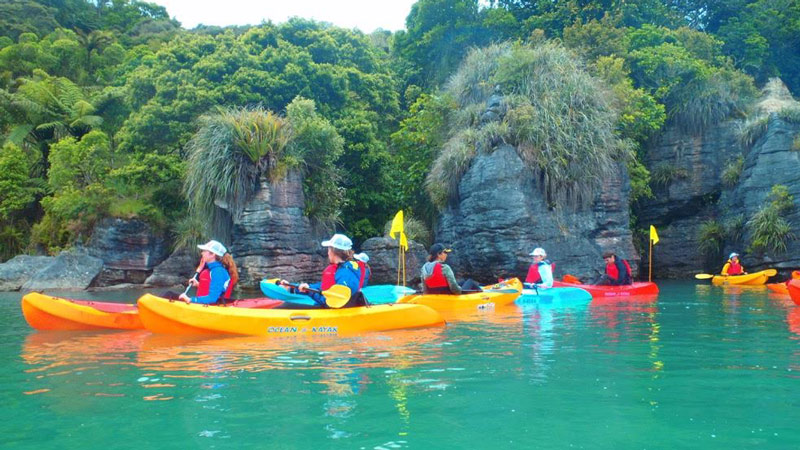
top-left (650, 225), bottom-right (659, 245)
top-left (399, 232), bottom-right (409, 251)
top-left (389, 210), bottom-right (404, 239)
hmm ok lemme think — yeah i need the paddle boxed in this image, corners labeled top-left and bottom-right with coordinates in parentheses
top-left (280, 281), bottom-right (352, 309)
top-left (695, 273), bottom-right (715, 280)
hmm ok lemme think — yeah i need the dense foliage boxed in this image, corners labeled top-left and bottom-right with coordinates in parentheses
top-left (0, 0), bottom-right (798, 261)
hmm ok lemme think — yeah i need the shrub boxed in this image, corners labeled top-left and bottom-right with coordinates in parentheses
top-left (383, 215), bottom-right (431, 246)
top-left (427, 41), bottom-right (629, 209)
top-left (721, 155), bottom-right (744, 187)
top-left (698, 219), bottom-right (725, 256)
top-left (747, 185), bottom-right (796, 254)
top-left (650, 163), bottom-right (688, 187)
top-left (738, 115), bottom-right (769, 148)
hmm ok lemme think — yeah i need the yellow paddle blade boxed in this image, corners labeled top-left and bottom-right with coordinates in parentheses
top-left (764, 269), bottom-right (777, 277)
top-left (266, 278), bottom-right (280, 284)
top-left (694, 273), bottom-right (715, 280)
top-left (323, 285), bottom-right (352, 309)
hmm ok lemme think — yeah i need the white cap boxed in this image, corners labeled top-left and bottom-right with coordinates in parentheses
top-left (354, 252), bottom-right (369, 263)
top-left (530, 247), bottom-right (546, 257)
top-left (322, 233), bottom-right (353, 251)
top-left (197, 240), bottom-right (227, 257)
top-left (729, 252), bottom-right (739, 259)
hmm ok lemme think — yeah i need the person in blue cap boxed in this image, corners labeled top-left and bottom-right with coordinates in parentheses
top-left (721, 252), bottom-right (746, 275)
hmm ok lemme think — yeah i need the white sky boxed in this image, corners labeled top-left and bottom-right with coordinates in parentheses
top-left (151, 0), bottom-right (418, 33)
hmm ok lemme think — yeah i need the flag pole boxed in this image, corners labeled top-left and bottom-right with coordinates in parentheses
top-left (648, 237), bottom-right (653, 282)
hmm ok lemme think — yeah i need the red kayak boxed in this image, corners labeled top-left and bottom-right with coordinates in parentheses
top-left (553, 280), bottom-right (659, 298)
top-left (788, 279), bottom-right (800, 306)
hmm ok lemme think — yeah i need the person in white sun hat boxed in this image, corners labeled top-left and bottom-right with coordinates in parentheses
top-left (280, 233), bottom-right (361, 306)
top-left (524, 247), bottom-right (553, 289)
top-left (353, 252), bottom-right (371, 288)
top-left (179, 240), bottom-right (238, 304)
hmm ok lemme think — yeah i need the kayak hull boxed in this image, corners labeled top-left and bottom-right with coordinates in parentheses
top-left (711, 270), bottom-right (774, 286)
top-left (21, 293), bottom-right (143, 331)
top-left (517, 287), bottom-right (592, 307)
top-left (767, 283), bottom-right (789, 295)
top-left (397, 278), bottom-right (522, 310)
top-left (137, 294), bottom-right (445, 336)
top-left (552, 281), bottom-right (659, 298)
top-left (788, 280), bottom-right (800, 306)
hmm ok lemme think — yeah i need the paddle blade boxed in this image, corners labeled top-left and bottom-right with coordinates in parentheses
top-left (266, 278), bottom-right (280, 284)
top-left (562, 274), bottom-right (581, 284)
top-left (323, 285), bottom-right (352, 309)
top-left (694, 273), bottom-right (714, 280)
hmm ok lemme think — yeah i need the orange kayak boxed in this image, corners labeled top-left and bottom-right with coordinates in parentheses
top-left (767, 283), bottom-right (789, 295)
top-left (553, 281), bottom-right (658, 298)
top-left (137, 294), bottom-right (445, 336)
top-left (788, 280), bottom-right (800, 306)
top-left (22, 293), bottom-right (143, 331)
top-left (22, 292), bottom-right (283, 331)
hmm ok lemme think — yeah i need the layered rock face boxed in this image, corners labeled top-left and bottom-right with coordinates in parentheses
top-left (231, 171), bottom-right (325, 288)
top-left (637, 79), bottom-right (800, 277)
top-left (436, 144), bottom-right (637, 283)
top-left (88, 218), bottom-right (170, 285)
top-left (360, 237), bottom-right (427, 286)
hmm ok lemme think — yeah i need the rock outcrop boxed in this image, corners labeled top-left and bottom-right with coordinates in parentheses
top-left (436, 144), bottom-right (637, 283)
top-left (230, 171), bottom-right (326, 287)
top-left (88, 218), bottom-right (170, 285)
top-left (144, 247), bottom-right (196, 287)
top-left (0, 255), bottom-right (54, 291)
top-left (21, 248), bottom-right (103, 291)
top-left (360, 237), bottom-right (427, 286)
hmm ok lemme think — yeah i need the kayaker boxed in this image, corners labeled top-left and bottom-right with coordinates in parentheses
top-left (595, 250), bottom-right (632, 285)
top-left (280, 233), bottom-right (361, 307)
top-left (186, 247), bottom-right (239, 302)
top-left (179, 240), bottom-right (234, 304)
top-left (721, 252), bottom-right (746, 275)
top-left (354, 252), bottom-right (371, 288)
top-left (524, 247), bottom-right (553, 289)
top-left (421, 243), bottom-right (481, 294)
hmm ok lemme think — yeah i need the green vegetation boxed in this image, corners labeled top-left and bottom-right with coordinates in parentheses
top-left (425, 42), bottom-right (630, 209)
top-left (748, 185), bottom-right (795, 254)
top-left (698, 219), bottom-right (725, 257)
top-left (651, 164), bottom-right (688, 188)
top-left (1, 0), bottom-right (799, 261)
top-left (721, 156), bottom-right (744, 187)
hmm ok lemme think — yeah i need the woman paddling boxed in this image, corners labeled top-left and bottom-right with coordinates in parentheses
top-left (179, 240), bottom-right (238, 304)
top-left (280, 233), bottom-right (361, 307)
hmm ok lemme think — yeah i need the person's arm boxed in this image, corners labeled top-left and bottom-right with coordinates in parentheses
top-left (441, 264), bottom-right (462, 294)
top-left (721, 262), bottom-right (730, 275)
top-left (538, 264), bottom-right (553, 288)
top-left (192, 267), bottom-right (229, 304)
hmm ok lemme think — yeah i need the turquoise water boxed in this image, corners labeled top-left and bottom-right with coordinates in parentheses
top-left (2, 282), bottom-right (799, 449)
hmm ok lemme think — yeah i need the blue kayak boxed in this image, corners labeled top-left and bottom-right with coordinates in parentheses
top-left (361, 285), bottom-right (417, 304)
top-left (516, 286), bottom-right (592, 307)
top-left (259, 279), bottom-right (318, 306)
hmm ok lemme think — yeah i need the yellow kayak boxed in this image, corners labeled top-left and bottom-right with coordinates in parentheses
top-left (396, 278), bottom-right (522, 311)
top-left (711, 269), bottom-right (777, 286)
top-left (21, 292), bottom-right (143, 331)
top-left (137, 294), bottom-right (445, 336)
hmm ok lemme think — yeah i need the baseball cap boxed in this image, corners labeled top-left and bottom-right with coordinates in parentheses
top-left (197, 240), bottom-right (227, 257)
top-left (530, 247), bottom-right (546, 257)
top-left (321, 233), bottom-right (353, 251)
top-left (354, 252), bottom-right (369, 263)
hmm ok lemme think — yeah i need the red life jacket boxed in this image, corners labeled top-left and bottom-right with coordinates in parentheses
top-left (605, 262), bottom-right (619, 280)
top-left (727, 259), bottom-right (743, 275)
top-left (526, 261), bottom-right (555, 284)
top-left (320, 263), bottom-right (338, 290)
top-left (357, 260), bottom-right (367, 288)
top-left (424, 263), bottom-right (450, 290)
top-left (223, 279), bottom-right (236, 299)
top-left (197, 267), bottom-right (211, 297)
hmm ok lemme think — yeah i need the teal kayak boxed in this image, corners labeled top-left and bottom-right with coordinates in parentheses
top-left (259, 279), bottom-right (317, 306)
top-left (516, 287), bottom-right (592, 307)
top-left (361, 285), bottom-right (416, 304)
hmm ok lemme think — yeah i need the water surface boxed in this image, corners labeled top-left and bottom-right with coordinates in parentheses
top-left (2, 282), bottom-right (799, 449)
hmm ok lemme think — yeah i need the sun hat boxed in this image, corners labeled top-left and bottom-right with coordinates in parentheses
top-left (729, 252), bottom-right (739, 259)
top-left (429, 243), bottom-right (452, 257)
top-left (530, 247), bottom-right (546, 257)
top-left (321, 233), bottom-right (353, 251)
top-left (197, 240), bottom-right (227, 257)
top-left (354, 252), bottom-right (369, 263)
